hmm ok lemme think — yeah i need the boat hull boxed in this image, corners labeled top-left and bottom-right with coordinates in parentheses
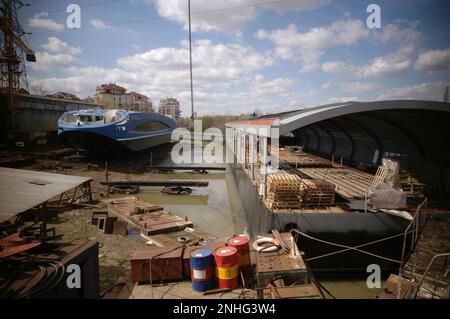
top-left (59, 130), bottom-right (172, 152)
top-left (57, 109), bottom-right (176, 152)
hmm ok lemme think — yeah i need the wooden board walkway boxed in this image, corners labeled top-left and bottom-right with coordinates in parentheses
top-left (276, 148), bottom-right (331, 168)
top-left (298, 167), bottom-right (375, 200)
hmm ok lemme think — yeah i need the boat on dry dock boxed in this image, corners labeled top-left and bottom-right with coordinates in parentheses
top-left (57, 108), bottom-right (176, 151)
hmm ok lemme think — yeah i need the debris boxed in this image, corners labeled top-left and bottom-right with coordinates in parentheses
top-left (161, 186), bottom-right (192, 195)
top-left (112, 220), bottom-right (128, 236)
top-left (202, 288), bottom-right (232, 295)
top-left (97, 216), bottom-right (117, 234)
top-left (109, 185), bottom-right (140, 195)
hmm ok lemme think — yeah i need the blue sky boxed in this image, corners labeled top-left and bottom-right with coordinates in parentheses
top-left (21, 0), bottom-right (450, 115)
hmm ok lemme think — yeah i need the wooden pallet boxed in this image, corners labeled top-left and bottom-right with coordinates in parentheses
top-left (266, 173), bottom-right (335, 209)
top-left (371, 166), bottom-right (390, 188)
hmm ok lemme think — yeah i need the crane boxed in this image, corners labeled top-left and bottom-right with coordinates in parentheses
top-left (0, 0), bottom-right (36, 139)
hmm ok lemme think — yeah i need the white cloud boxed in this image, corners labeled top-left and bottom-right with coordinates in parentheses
top-left (30, 52), bottom-right (75, 72)
top-left (28, 12), bottom-right (64, 32)
top-left (90, 19), bottom-right (110, 29)
top-left (249, 74), bottom-right (294, 98)
top-left (374, 21), bottom-right (422, 55)
top-left (29, 38), bottom-right (286, 115)
top-left (41, 37), bottom-right (82, 55)
top-left (320, 21), bottom-right (421, 78)
top-left (117, 39), bottom-right (273, 88)
top-left (322, 52), bottom-right (411, 78)
top-left (328, 96), bottom-right (359, 103)
top-left (256, 19), bottom-right (369, 73)
top-left (322, 81), bottom-right (382, 94)
top-left (376, 81), bottom-right (450, 101)
top-left (154, 0), bottom-right (330, 32)
top-left (415, 48), bottom-right (450, 73)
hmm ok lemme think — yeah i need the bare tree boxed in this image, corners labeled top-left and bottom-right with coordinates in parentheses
top-left (30, 82), bottom-right (49, 96)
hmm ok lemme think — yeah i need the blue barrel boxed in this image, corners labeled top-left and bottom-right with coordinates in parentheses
top-left (190, 248), bottom-right (214, 292)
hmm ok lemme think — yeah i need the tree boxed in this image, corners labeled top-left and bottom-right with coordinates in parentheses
top-left (30, 82), bottom-right (49, 96)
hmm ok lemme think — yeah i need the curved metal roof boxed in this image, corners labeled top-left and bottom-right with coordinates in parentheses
top-left (227, 100), bottom-right (450, 168)
top-left (276, 100), bottom-right (450, 135)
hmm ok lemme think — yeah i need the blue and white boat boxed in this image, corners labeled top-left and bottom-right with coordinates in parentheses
top-left (57, 109), bottom-right (176, 151)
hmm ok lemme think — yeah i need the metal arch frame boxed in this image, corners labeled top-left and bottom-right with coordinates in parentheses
top-left (307, 126), bottom-right (322, 152)
top-left (338, 116), bottom-right (384, 165)
top-left (292, 128), bottom-right (309, 149)
top-left (326, 118), bottom-right (356, 163)
top-left (365, 112), bottom-right (426, 158)
top-left (314, 122), bottom-right (336, 156)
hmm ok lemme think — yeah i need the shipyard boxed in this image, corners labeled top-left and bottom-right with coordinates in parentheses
top-left (0, 0), bottom-right (450, 306)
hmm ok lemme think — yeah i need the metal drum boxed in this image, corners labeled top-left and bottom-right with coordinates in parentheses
top-left (190, 248), bottom-right (214, 292)
top-left (214, 246), bottom-right (239, 289)
top-left (227, 235), bottom-right (252, 276)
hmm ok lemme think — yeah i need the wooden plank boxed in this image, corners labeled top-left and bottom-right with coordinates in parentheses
top-left (298, 167), bottom-right (374, 200)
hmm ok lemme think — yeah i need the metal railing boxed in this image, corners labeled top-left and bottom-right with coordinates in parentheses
top-left (413, 252), bottom-right (450, 299)
top-left (396, 198), bottom-right (429, 299)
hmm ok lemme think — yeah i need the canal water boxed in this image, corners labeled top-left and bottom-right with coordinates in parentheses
top-left (108, 142), bottom-right (383, 298)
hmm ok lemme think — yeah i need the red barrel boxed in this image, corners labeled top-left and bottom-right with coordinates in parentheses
top-left (214, 246), bottom-right (239, 289)
top-left (227, 235), bottom-right (252, 276)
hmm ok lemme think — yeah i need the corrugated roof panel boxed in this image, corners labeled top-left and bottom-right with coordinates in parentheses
top-left (0, 167), bottom-right (92, 221)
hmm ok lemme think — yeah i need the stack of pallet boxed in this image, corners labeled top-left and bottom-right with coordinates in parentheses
top-left (301, 179), bottom-right (335, 207)
top-left (267, 173), bottom-right (302, 210)
top-left (266, 173), bottom-right (335, 210)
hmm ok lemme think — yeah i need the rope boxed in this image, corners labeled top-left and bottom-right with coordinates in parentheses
top-left (291, 229), bottom-right (406, 264)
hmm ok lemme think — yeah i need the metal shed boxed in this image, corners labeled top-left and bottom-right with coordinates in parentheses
top-left (0, 167), bottom-right (92, 222)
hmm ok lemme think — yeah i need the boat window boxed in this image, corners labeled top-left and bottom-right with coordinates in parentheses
top-left (63, 114), bottom-right (78, 123)
top-left (133, 121), bottom-right (169, 132)
top-left (78, 115), bottom-right (93, 122)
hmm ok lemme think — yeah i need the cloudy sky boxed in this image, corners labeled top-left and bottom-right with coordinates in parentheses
top-left (21, 0), bottom-right (450, 115)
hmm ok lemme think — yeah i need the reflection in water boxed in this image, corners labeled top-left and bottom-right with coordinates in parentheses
top-left (317, 277), bottom-right (385, 299)
top-left (127, 147), bottom-right (247, 237)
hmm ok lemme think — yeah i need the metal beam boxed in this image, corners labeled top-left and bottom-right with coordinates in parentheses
top-left (314, 122), bottom-right (336, 156)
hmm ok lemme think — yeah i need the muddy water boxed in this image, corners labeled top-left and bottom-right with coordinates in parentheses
top-left (317, 278), bottom-right (385, 299)
top-left (125, 141), bottom-right (247, 238)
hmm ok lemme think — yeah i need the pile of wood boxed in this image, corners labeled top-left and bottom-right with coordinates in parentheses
top-left (277, 148), bottom-right (331, 168)
top-left (266, 173), bottom-right (335, 210)
top-left (400, 172), bottom-right (425, 197)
